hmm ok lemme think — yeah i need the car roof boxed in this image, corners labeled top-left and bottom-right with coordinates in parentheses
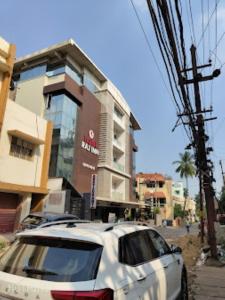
top-left (24, 212), bottom-right (78, 221)
top-left (17, 223), bottom-right (157, 246)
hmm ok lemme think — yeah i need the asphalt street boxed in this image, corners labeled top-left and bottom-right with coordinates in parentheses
top-left (156, 223), bottom-right (199, 241)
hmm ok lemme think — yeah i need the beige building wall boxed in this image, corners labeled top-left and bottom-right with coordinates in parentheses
top-left (0, 99), bottom-right (47, 188)
top-left (136, 175), bottom-right (174, 220)
top-left (15, 76), bottom-right (46, 117)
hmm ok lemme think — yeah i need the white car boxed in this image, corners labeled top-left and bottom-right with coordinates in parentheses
top-left (0, 223), bottom-right (188, 300)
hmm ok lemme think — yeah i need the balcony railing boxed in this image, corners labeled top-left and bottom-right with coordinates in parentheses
top-left (113, 161), bottom-right (125, 172)
top-left (112, 191), bottom-right (124, 201)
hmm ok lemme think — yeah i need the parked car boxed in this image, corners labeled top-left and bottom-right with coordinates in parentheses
top-left (218, 214), bottom-right (225, 225)
top-left (18, 212), bottom-right (79, 231)
top-left (0, 223), bottom-right (188, 300)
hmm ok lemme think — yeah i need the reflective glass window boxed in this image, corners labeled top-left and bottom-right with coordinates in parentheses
top-left (147, 230), bottom-right (171, 257)
top-left (45, 94), bottom-right (78, 182)
top-left (46, 64), bottom-right (83, 86)
top-left (0, 237), bottom-right (103, 282)
top-left (20, 65), bottom-right (46, 81)
top-left (119, 230), bottom-right (156, 266)
top-left (83, 75), bottom-right (99, 93)
top-left (46, 65), bottom-right (65, 77)
top-left (65, 65), bottom-right (83, 85)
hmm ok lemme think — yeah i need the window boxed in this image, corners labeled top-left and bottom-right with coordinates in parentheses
top-left (10, 136), bottom-right (34, 160)
top-left (46, 65), bottom-right (65, 77)
top-left (147, 230), bottom-right (171, 257)
top-left (20, 65), bottom-right (46, 81)
top-left (159, 198), bottom-right (166, 206)
top-left (83, 74), bottom-right (99, 93)
top-left (175, 190), bottom-right (180, 195)
top-left (114, 106), bottom-right (123, 119)
top-left (45, 94), bottom-right (78, 181)
top-left (146, 181), bottom-right (155, 188)
top-left (0, 237), bottom-right (103, 282)
top-left (119, 230), bottom-right (156, 266)
top-left (46, 64), bottom-right (83, 85)
top-left (159, 182), bottom-right (164, 188)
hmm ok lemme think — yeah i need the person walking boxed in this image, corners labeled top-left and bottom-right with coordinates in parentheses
top-left (185, 217), bottom-right (190, 234)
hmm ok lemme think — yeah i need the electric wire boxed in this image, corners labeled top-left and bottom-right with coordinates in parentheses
top-left (188, 0), bottom-right (197, 45)
top-left (146, 0), bottom-right (195, 143)
top-left (185, 0), bottom-right (195, 44)
top-left (197, 0), bottom-right (221, 49)
top-left (129, 0), bottom-right (179, 110)
top-left (130, 0), bottom-right (192, 142)
top-left (201, 0), bottom-right (205, 63)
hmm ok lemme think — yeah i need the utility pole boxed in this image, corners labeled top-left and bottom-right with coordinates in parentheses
top-left (219, 160), bottom-right (225, 186)
top-left (199, 170), bottom-right (205, 244)
top-left (182, 45), bottom-right (219, 258)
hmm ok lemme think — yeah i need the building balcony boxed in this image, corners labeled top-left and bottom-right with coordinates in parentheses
top-left (113, 161), bottom-right (125, 172)
top-left (113, 140), bottom-right (124, 155)
top-left (113, 113), bottom-right (125, 131)
top-left (113, 138), bottom-right (124, 151)
top-left (112, 191), bottom-right (124, 201)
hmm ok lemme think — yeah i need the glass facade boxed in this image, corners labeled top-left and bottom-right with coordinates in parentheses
top-left (20, 65), bottom-right (47, 81)
top-left (46, 64), bottom-right (83, 85)
top-left (83, 75), bottom-right (99, 93)
top-left (45, 94), bottom-right (78, 182)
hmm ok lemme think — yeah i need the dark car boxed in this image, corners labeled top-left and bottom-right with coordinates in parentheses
top-left (19, 212), bottom-right (79, 231)
top-left (218, 214), bottom-right (225, 225)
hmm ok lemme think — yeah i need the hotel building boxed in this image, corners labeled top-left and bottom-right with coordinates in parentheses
top-left (12, 39), bottom-right (141, 221)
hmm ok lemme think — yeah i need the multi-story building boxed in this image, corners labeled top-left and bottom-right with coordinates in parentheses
top-left (172, 181), bottom-right (196, 218)
top-left (136, 173), bottom-right (173, 221)
top-left (12, 39), bottom-right (140, 221)
top-left (0, 36), bottom-right (52, 232)
top-left (172, 181), bottom-right (185, 207)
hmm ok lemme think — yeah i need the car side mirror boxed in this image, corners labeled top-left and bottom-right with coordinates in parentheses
top-left (171, 245), bottom-right (182, 254)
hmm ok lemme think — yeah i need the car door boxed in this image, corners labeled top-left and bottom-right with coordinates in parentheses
top-left (118, 230), bottom-right (165, 300)
top-left (147, 230), bottom-right (181, 300)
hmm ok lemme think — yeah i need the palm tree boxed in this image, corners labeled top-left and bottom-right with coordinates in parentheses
top-left (173, 151), bottom-right (196, 212)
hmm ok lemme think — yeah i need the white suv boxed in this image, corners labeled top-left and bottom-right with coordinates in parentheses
top-left (0, 223), bottom-right (188, 300)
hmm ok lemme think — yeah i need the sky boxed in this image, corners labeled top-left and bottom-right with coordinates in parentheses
top-left (1, 0), bottom-right (225, 197)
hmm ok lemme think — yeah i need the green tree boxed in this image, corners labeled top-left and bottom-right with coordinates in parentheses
top-left (173, 151), bottom-right (196, 212)
top-left (174, 203), bottom-right (184, 218)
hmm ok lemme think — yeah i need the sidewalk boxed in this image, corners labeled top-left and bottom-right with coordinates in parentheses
top-left (190, 265), bottom-right (225, 299)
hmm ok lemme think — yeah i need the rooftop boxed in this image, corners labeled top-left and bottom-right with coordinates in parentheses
top-left (136, 173), bottom-right (165, 181)
top-left (14, 39), bottom-right (141, 130)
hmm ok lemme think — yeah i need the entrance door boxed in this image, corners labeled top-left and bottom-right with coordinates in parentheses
top-left (0, 193), bottom-right (19, 232)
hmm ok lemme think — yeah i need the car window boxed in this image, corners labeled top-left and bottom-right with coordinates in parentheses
top-left (0, 237), bottom-right (103, 282)
top-left (22, 215), bottom-right (44, 226)
top-left (119, 230), bottom-right (156, 266)
top-left (147, 230), bottom-right (171, 257)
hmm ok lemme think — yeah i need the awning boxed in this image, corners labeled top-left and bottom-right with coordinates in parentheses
top-left (144, 191), bottom-right (166, 199)
top-left (97, 198), bottom-right (141, 208)
top-left (8, 130), bottom-right (45, 145)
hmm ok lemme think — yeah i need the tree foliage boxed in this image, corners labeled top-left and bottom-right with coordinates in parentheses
top-left (173, 151), bottom-right (196, 179)
top-left (174, 203), bottom-right (184, 218)
top-left (173, 151), bottom-right (196, 211)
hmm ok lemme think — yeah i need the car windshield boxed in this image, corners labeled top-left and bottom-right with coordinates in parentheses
top-left (22, 215), bottom-right (44, 226)
top-left (0, 237), bottom-right (103, 282)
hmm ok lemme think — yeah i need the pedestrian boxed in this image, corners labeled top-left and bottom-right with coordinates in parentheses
top-left (162, 219), bottom-right (167, 228)
top-left (185, 217), bottom-right (190, 234)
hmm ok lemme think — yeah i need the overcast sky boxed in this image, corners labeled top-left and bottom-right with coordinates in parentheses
top-left (1, 0), bottom-right (225, 197)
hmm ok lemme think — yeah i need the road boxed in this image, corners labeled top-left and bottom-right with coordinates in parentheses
top-left (156, 223), bottom-right (199, 241)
